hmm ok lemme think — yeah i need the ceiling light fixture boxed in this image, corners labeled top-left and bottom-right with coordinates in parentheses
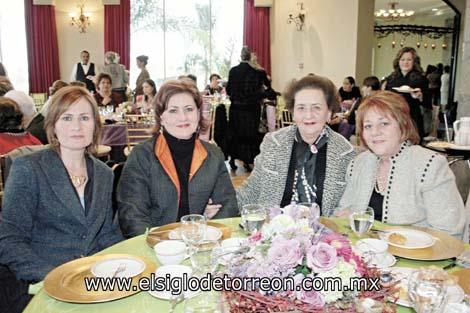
top-left (375, 2), bottom-right (414, 21)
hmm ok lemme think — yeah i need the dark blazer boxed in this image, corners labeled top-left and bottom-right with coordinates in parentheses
top-left (26, 113), bottom-right (47, 144)
top-left (0, 148), bottom-right (123, 282)
top-left (226, 62), bottom-right (265, 107)
top-left (117, 136), bottom-right (239, 238)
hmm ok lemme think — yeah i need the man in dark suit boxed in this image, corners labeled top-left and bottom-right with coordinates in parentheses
top-left (226, 46), bottom-right (266, 171)
top-left (70, 50), bottom-right (96, 92)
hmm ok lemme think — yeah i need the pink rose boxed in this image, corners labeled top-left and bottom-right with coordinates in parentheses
top-left (306, 242), bottom-right (338, 273)
top-left (249, 231), bottom-right (262, 243)
top-left (297, 289), bottom-right (325, 308)
top-left (320, 233), bottom-right (352, 258)
top-left (267, 238), bottom-right (303, 268)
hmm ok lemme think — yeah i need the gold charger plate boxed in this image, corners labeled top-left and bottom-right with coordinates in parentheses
top-left (451, 269), bottom-right (470, 295)
top-left (44, 254), bottom-right (156, 303)
top-left (378, 226), bottom-right (464, 261)
top-left (146, 221), bottom-right (232, 247)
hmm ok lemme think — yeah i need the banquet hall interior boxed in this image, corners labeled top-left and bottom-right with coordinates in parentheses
top-left (1, 0), bottom-right (470, 312)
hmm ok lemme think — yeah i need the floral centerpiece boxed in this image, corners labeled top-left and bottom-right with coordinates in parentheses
top-left (222, 205), bottom-right (397, 312)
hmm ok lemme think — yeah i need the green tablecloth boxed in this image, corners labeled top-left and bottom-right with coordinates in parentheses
top-left (24, 218), bottom-right (468, 313)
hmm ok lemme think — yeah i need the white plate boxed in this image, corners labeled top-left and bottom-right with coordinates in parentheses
top-left (147, 265), bottom-right (197, 300)
top-left (389, 267), bottom-right (465, 307)
top-left (169, 226), bottom-right (222, 241)
top-left (91, 256), bottom-right (146, 278)
top-left (380, 229), bottom-right (435, 249)
top-left (367, 253), bottom-right (396, 269)
top-left (448, 143), bottom-right (470, 151)
top-left (392, 86), bottom-right (420, 93)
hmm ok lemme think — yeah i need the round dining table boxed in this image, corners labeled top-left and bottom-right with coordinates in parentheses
top-left (23, 217), bottom-right (469, 313)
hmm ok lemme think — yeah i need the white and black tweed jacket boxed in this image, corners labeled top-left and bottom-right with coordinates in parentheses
top-left (236, 125), bottom-right (356, 216)
top-left (337, 142), bottom-right (465, 238)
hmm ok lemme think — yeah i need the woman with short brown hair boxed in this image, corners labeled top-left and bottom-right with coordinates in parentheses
top-left (337, 91), bottom-right (464, 237)
top-left (118, 80), bottom-right (238, 238)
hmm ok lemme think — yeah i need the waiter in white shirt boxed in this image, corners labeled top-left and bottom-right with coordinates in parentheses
top-left (70, 50), bottom-right (96, 92)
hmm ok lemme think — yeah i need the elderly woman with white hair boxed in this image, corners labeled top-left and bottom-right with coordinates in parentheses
top-left (5, 90), bottom-right (47, 144)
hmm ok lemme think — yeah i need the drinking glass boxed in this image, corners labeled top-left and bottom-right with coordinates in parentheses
top-left (189, 241), bottom-right (220, 277)
top-left (184, 291), bottom-right (225, 313)
top-left (241, 204), bottom-right (266, 234)
top-left (408, 269), bottom-right (448, 313)
top-left (180, 214), bottom-right (207, 249)
top-left (349, 207), bottom-right (374, 236)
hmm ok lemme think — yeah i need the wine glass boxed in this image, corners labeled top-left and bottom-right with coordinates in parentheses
top-left (180, 214), bottom-right (207, 252)
top-left (241, 204), bottom-right (266, 234)
top-left (408, 269), bottom-right (448, 313)
top-left (349, 207), bottom-right (374, 237)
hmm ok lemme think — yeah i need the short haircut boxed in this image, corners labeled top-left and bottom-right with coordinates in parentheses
top-left (70, 81), bottom-right (87, 88)
top-left (362, 76), bottom-right (381, 91)
top-left (44, 86), bottom-right (102, 154)
top-left (356, 91), bottom-right (420, 148)
top-left (151, 80), bottom-right (208, 135)
top-left (81, 50), bottom-right (90, 55)
top-left (0, 97), bottom-right (23, 130)
top-left (241, 46), bottom-right (251, 61)
top-left (50, 80), bottom-right (69, 96)
top-left (95, 73), bottom-right (112, 91)
top-left (209, 73), bottom-right (221, 81)
top-left (345, 76), bottom-right (356, 85)
top-left (283, 75), bottom-right (340, 113)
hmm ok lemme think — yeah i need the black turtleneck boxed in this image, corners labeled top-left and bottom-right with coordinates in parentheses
top-left (163, 131), bottom-right (196, 221)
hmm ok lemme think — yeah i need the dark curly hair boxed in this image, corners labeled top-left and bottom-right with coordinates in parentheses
top-left (283, 75), bottom-right (340, 113)
top-left (0, 97), bottom-right (23, 130)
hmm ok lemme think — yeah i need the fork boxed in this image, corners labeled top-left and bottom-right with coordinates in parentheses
top-left (169, 291), bottom-right (184, 313)
top-left (112, 263), bottom-right (126, 278)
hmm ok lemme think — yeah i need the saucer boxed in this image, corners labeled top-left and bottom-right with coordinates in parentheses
top-left (147, 265), bottom-right (198, 300)
top-left (367, 252), bottom-right (396, 269)
top-left (91, 256), bottom-right (146, 278)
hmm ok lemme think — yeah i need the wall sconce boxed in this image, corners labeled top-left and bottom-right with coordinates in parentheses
top-left (287, 2), bottom-right (306, 31)
top-left (69, 3), bottom-right (91, 33)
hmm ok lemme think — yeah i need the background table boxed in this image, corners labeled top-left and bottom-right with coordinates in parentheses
top-left (24, 218), bottom-right (468, 313)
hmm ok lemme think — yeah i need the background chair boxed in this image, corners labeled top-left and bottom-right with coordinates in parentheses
top-left (281, 109), bottom-right (294, 128)
top-left (123, 114), bottom-right (154, 156)
top-left (30, 93), bottom-right (48, 112)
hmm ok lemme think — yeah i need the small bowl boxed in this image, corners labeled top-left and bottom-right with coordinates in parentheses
top-left (154, 240), bottom-right (187, 265)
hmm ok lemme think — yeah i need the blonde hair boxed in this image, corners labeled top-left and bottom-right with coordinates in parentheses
top-left (356, 91), bottom-right (420, 148)
top-left (44, 86), bottom-right (102, 154)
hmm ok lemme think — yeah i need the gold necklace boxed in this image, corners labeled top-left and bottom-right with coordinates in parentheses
top-left (69, 173), bottom-right (87, 188)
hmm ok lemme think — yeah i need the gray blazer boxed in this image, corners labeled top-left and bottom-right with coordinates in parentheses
top-left (337, 142), bottom-right (465, 237)
top-left (0, 148), bottom-right (123, 282)
top-left (236, 125), bottom-right (356, 216)
top-left (117, 136), bottom-right (238, 238)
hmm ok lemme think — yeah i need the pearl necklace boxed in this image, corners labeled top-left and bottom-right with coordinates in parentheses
top-left (292, 167), bottom-right (318, 203)
top-left (374, 158), bottom-right (390, 196)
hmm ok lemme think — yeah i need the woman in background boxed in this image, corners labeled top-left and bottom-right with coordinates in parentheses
top-left (93, 73), bottom-right (124, 109)
top-left (383, 47), bottom-right (430, 140)
top-left (136, 79), bottom-right (156, 113)
top-left (135, 55), bottom-right (150, 97)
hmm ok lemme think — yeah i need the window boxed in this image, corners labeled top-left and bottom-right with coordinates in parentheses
top-left (130, 0), bottom-right (243, 91)
top-left (0, 1), bottom-right (29, 92)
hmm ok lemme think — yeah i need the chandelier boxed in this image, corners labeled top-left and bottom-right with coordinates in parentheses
top-left (69, 2), bottom-right (91, 33)
top-left (375, 2), bottom-right (414, 21)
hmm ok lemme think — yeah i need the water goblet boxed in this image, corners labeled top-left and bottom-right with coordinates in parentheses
top-left (180, 214), bottom-right (207, 252)
top-left (408, 269), bottom-right (448, 313)
top-left (189, 241), bottom-right (220, 277)
top-left (349, 207), bottom-right (374, 237)
top-left (241, 204), bottom-right (266, 234)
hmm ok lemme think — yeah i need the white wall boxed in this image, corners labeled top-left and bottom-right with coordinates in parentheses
top-left (373, 15), bottom-right (452, 80)
top-left (54, 0), bottom-right (104, 82)
top-left (270, 0), bottom-right (360, 92)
